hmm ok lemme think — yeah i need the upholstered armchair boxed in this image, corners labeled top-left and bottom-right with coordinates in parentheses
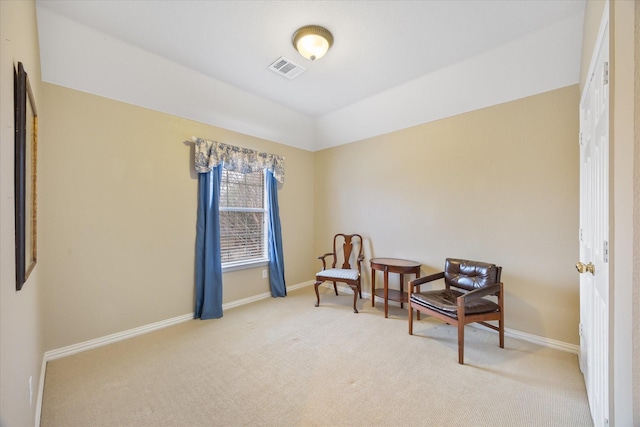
top-left (408, 258), bottom-right (504, 364)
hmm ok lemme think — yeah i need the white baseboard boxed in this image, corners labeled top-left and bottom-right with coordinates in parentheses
top-left (329, 282), bottom-right (580, 354)
top-left (43, 312), bottom-right (194, 362)
top-left (36, 280), bottom-right (315, 427)
top-left (222, 280), bottom-right (314, 310)
top-left (43, 280), bottom-right (579, 362)
top-left (36, 279), bottom-right (578, 426)
top-left (34, 356), bottom-right (46, 427)
top-left (43, 279), bottom-right (316, 362)
top-left (471, 323), bottom-right (580, 355)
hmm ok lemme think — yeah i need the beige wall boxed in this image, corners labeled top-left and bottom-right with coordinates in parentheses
top-left (315, 85), bottom-right (581, 344)
top-left (632, 0), bottom-right (640, 420)
top-left (38, 84), bottom-right (316, 350)
top-left (0, 1), bottom-right (45, 426)
top-left (634, 1), bottom-right (639, 419)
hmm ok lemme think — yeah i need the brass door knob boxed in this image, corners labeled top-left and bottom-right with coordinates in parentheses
top-left (576, 262), bottom-right (595, 275)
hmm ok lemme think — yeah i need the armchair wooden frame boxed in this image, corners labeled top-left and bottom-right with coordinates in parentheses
top-left (314, 233), bottom-right (365, 313)
top-left (408, 261), bottom-right (504, 364)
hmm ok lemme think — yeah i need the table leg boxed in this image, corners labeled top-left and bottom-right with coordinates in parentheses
top-left (384, 270), bottom-right (389, 318)
top-left (399, 273), bottom-right (404, 309)
top-left (371, 268), bottom-right (376, 308)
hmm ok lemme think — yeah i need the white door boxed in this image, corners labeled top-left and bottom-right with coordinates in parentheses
top-left (578, 9), bottom-right (609, 427)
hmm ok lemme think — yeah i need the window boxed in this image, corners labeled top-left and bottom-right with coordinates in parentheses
top-left (219, 168), bottom-right (268, 269)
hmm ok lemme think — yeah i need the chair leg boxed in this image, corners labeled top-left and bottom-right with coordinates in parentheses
top-left (458, 323), bottom-right (465, 364)
top-left (332, 281), bottom-right (338, 295)
top-left (456, 297), bottom-right (466, 364)
top-left (350, 285), bottom-right (359, 313)
top-left (314, 280), bottom-right (322, 307)
top-left (498, 284), bottom-right (505, 349)
top-left (408, 305), bottom-right (414, 335)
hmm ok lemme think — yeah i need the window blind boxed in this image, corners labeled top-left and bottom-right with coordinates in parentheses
top-left (219, 169), bottom-right (267, 263)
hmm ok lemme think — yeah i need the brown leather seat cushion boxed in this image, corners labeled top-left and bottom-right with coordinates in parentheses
top-left (410, 289), bottom-right (499, 318)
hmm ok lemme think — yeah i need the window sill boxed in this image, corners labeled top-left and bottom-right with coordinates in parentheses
top-left (222, 258), bottom-right (269, 273)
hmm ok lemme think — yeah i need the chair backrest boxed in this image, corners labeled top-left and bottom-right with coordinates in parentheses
top-left (332, 234), bottom-right (363, 269)
top-left (444, 258), bottom-right (501, 291)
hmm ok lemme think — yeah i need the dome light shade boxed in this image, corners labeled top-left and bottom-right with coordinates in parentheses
top-left (292, 25), bottom-right (333, 61)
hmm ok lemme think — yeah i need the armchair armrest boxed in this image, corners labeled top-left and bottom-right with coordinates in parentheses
top-left (408, 271), bottom-right (445, 294)
top-left (459, 282), bottom-right (502, 303)
top-left (317, 252), bottom-right (334, 270)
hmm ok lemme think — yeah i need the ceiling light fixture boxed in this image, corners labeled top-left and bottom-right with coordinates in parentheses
top-left (292, 25), bottom-right (333, 61)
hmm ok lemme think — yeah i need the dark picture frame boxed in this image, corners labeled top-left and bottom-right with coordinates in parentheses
top-left (14, 62), bottom-right (38, 291)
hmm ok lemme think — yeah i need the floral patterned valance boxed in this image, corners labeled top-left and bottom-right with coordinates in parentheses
top-left (192, 137), bottom-right (285, 183)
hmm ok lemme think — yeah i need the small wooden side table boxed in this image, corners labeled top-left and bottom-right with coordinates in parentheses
top-left (370, 258), bottom-right (421, 318)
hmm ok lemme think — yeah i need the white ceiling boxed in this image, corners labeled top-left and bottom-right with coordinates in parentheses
top-left (35, 0), bottom-right (586, 151)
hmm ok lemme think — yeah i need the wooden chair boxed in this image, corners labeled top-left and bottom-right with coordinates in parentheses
top-left (314, 234), bottom-right (364, 313)
top-left (408, 258), bottom-right (504, 364)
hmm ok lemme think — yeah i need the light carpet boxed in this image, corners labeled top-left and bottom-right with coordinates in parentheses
top-left (40, 285), bottom-right (592, 426)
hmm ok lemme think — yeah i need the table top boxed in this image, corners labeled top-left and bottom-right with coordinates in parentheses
top-left (370, 258), bottom-right (421, 268)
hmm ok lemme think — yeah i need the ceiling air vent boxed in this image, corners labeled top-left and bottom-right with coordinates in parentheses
top-left (268, 56), bottom-right (306, 80)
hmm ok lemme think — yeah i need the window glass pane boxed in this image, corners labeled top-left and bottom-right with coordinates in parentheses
top-left (219, 168), bottom-right (267, 264)
top-left (220, 169), bottom-right (264, 209)
top-left (220, 211), bottom-right (265, 262)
